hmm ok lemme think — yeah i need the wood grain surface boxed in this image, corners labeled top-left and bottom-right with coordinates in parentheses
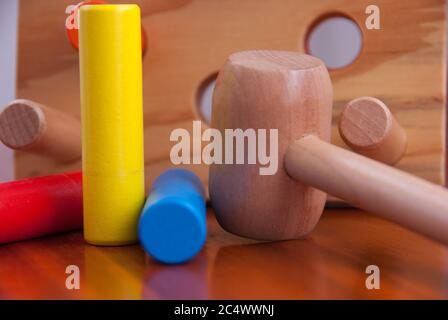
top-left (15, 0), bottom-right (446, 202)
top-left (210, 51), bottom-right (332, 241)
top-left (0, 99), bottom-right (82, 162)
top-left (0, 208), bottom-right (447, 299)
top-left (339, 97), bottom-right (408, 165)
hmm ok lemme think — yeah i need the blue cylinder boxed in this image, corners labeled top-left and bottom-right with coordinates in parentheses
top-left (138, 169), bottom-right (207, 264)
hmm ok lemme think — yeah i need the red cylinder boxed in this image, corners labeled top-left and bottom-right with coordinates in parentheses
top-left (0, 172), bottom-right (83, 244)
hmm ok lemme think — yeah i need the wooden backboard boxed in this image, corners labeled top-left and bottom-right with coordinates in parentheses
top-left (16, 0), bottom-right (446, 201)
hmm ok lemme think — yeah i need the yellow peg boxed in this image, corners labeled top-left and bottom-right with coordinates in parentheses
top-left (79, 4), bottom-right (145, 245)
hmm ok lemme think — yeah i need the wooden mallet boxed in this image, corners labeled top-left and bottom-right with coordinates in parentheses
top-left (210, 50), bottom-right (448, 245)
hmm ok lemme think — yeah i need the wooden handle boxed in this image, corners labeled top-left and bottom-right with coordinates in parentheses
top-left (285, 135), bottom-right (448, 245)
top-left (0, 99), bottom-right (81, 162)
top-left (338, 97), bottom-right (407, 165)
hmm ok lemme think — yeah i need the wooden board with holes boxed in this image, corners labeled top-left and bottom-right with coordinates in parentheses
top-left (16, 0), bottom-right (446, 203)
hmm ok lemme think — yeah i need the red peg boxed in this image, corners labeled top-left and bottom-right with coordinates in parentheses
top-left (65, 0), bottom-right (147, 56)
top-left (0, 172), bottom-right (83, 244)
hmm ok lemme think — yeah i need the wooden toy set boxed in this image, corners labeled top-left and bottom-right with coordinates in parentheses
top-left (0, 0), bottom-right (447, 267)
top-left (11, 0), bottom-right (446, 196)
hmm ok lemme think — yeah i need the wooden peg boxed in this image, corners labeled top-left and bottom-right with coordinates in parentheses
top-left (79, 4), bottom-right (145, 246)
top-left (0, 172), bottom-right (83, 244)
top-left (210, 50), bottom-right (448, 246)
top-left (0, 99), bottom-right (81, 162)
top-left (338, 97), bottom-right (407, 165)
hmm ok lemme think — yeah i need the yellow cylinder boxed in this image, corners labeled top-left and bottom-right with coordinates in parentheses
top-left (79, 5), bottom-right (145, 245)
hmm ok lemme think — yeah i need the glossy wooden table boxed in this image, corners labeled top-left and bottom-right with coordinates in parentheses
top-left (0, 208), bottom-right (447, 299)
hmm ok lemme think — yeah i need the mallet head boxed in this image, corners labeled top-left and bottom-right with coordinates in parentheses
top-left (210, 50), bottom-right (333, 240)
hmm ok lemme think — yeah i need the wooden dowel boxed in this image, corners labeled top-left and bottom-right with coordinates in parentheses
top-left (285, 135), bottom-right (448, 245)
top-left (0, 99), bottom-right (81, 162)
top-left (338, 97), bottom-right (407, 165)
top-left (0, 172), bottom-right (83, 244)
top-left (79, 4), bottom-right (145, 246)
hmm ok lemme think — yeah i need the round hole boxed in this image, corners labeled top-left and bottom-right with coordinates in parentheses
top-left (196, 74), bottom-right (217, 125)
top-left (306, 15), bottom-right (362, 69)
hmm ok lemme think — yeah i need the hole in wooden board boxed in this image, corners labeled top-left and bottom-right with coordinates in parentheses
top-left (306, 15), bottom-right (362, 69)
top-left (196, 73), bottom-right (217, 125)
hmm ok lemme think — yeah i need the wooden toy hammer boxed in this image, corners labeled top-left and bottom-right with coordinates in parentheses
top-left (210, 51), bottom-right (448, 245)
